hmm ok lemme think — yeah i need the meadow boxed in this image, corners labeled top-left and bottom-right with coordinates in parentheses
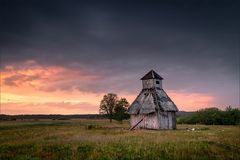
top-left (0, 119), bottom-right (239, 160)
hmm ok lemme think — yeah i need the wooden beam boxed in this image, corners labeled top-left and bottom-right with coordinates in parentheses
top-left (129, 117), bottom-right (145, 131)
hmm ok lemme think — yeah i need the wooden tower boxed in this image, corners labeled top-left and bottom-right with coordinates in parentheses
top-left (128, 70), bottom-right (178, 130)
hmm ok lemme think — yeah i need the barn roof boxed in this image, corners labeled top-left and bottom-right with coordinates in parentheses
top-left (140, 70), bottom-right (163, 80)
top-left (128, 88), bottom-right (178, 114)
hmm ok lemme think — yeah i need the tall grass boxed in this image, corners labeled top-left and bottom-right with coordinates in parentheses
top-left (0, 119), bottom-right (239, 160)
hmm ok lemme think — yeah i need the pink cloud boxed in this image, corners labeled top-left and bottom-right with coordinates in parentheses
top-left (167, 90), bottom-right (216, 111)
top-left (2, 60), bottom-right (101, 92)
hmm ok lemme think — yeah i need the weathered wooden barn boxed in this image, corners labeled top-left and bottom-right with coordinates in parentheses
top-left (128, 70), bottom-right (178, 130)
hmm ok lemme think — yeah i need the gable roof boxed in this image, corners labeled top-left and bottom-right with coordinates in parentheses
top-left (140, 70), bottom-right (163, 80)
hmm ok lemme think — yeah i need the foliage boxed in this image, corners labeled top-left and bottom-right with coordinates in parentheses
top-left (0, 119), bottom-right (239, 160)
top-left (99, 93), bottom-right (118, 122)
top-left (113, 98), bottom-right (130, 122)
top-left (99, 93), bottom-right (129, 122)
top-left (178, 107), bottom-right (240, 125)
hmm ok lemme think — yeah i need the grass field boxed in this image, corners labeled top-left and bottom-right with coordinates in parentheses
top-left (0, 119), bottom-right (239, 160)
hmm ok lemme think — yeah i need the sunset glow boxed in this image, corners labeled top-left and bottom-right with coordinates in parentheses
top-left (1, 61), bottom-right (103, 114)
top-left (167, 91), bottom-right (215, 111)
top-left (1, 61), bottom-right (227, 114)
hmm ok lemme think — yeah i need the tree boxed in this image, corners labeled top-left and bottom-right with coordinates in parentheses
top-left (99, 93), bottom-right (130, 123)
top-left (99, 93), bottom-right (118, 122)
top-left (114, 98), bottom-right (130, 122)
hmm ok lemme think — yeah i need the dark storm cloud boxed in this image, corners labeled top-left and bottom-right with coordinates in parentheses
top-left (0, 0), bottom-right (239, 106)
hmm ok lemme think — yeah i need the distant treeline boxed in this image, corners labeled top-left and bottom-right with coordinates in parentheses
top-left (0, 112), bottom-right (189, 121)
top-left (1, 108), bottom-right (240, 125)
top-left (178, 107), bottom-right (240, 125)
top-left (0, 114), bottom-right (105, 121)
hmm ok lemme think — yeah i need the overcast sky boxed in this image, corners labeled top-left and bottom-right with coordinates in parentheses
top-left (0, 0), bottom-right (239, 114)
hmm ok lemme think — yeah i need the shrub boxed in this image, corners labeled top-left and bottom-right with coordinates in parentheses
top-left (177, 107), bottom-right (240, 125)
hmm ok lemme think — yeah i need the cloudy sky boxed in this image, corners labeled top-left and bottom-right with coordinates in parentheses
top-left (0, 0), bottom-right (239, 114)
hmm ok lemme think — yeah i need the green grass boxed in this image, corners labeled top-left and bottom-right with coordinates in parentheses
top-left (0, 119), bottom-right (239, 160)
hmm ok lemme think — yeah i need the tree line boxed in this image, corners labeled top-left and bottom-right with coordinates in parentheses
top-left (177, 107), bottom-right (240, 125)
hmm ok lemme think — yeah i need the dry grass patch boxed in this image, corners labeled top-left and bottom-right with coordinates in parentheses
top-left (0, 119), bottom-right (239, 160)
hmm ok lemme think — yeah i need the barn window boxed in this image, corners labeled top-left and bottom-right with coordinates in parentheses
top-left (156, 81), bottom-right (160, 84)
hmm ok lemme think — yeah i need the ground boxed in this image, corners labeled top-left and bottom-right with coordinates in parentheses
top-left (0, 119), bottom-right (239, 160)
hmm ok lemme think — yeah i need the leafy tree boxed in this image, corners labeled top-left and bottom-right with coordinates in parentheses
top-left (99, 93), bottom-right (118, 122)
top-left (114, 98), bottom-right (130, 122)
top-left (99, 94), bottom-right (130, 123)
top-left (223, 106), bottom-right (240, 125)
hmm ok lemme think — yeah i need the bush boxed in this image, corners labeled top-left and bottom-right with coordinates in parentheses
top-left (178, 107), bottom-right (240, 125)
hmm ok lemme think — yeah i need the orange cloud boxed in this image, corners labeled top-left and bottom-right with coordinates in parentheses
top-left (0, 60), bottom-right (107, 114)
top-left (167, 90), bottom-right (216, 111)
top-left (2, 60), bottom-right (100, 91)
